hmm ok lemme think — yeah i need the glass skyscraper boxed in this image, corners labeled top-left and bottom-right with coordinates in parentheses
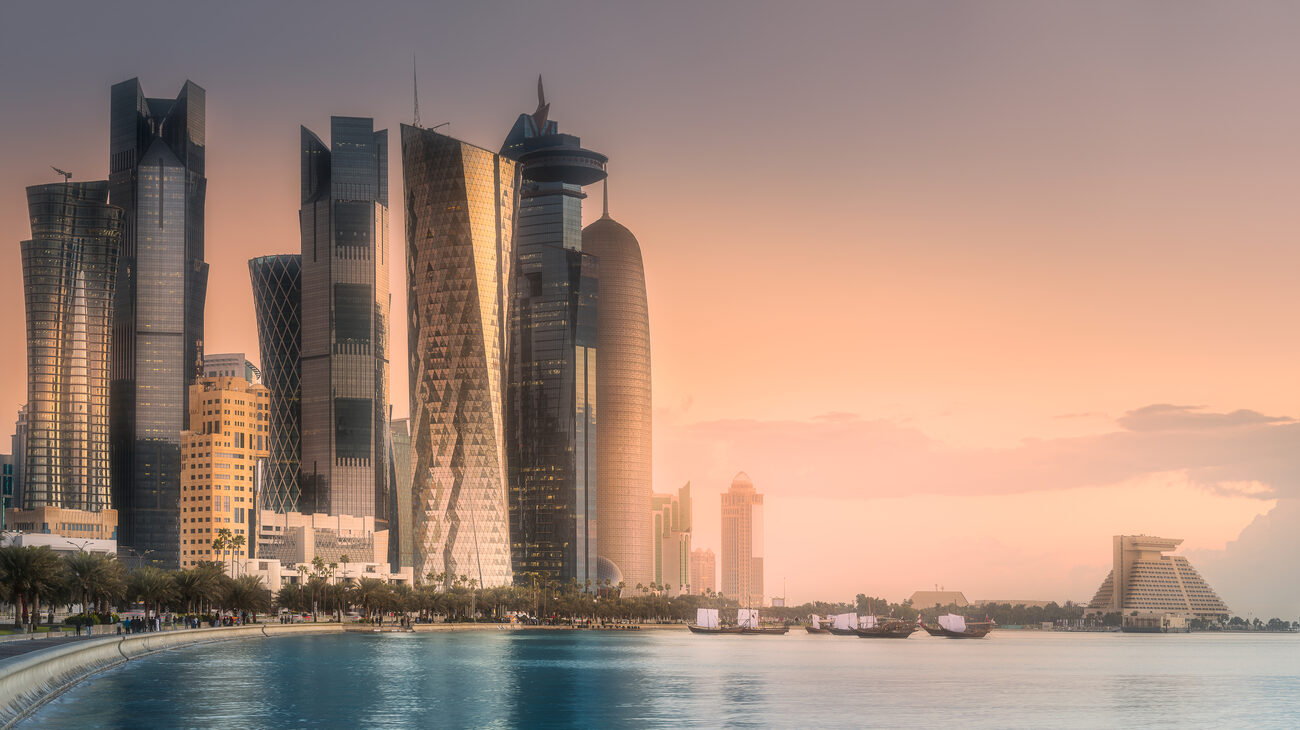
top-left (109, 78), bottom-right (208, 568)
top-left (500, 82), bottom-right (606, 587)
top-left (19, 182), bottom-right (122, 516)
top-left (402, 123), bottom-right (518, 588)
top-left (249, 254), bottom-right (303, 513)
top-left (298, 118), bottom-right (392, 546)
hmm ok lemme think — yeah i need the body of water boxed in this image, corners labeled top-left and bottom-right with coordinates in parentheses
top-left (24, 629), bottom-right (1300, 728)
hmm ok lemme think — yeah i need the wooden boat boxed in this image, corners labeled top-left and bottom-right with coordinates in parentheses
top-left (923, 613), bottom-right (994, 639)
top-left (855, 620), bottom-right (918, 639)
top-left (688, 624), bottom-right (743, 635)
top-left (742, 625), bottom-right (789, 635)
top-left (828, 627), bottom-right (859, 636)
top-left (805, 615), bottom-right (830, 634)
top-left (828, 612), bottom-right (860, 636)
top-left (804, 625), bottom-right (831, 634)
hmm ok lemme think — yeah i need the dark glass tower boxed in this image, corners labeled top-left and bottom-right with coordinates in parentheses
top-left (109, 79), bottom-right (208, 568)
top-left (249, 255), bottom-right (303, 513)
top-left (20, 182), bottom-right (123, 513)
top-left (299, 118), bottom-right (391, 545)
top-left (500, 80), bottom-right (606, 587)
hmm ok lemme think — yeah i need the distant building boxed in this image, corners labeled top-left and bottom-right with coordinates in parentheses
top-left (1, 532), bottom-right (117, 558)
top-left (203, 353), bottom-right (257, 382)
top-left (0, 455), bottom-right (12, 530)
top-left (10, 181), bottom-right (123, 544)
top-left (388, 418), bottom-right (413, 569)
top-left (10, 405), bottom-right (28, 510)
top-left (651, 483), bottom-right (692, 595)
top-left (690, 547), bottom-right (716, 595)
top-left (721, 472), bottom-right (764, 606)
top-left (1086, 535), bottom-right (1230, 621)
top-left (909, 590), bottom-right (969, 608)
top-left (255, 510), bottom-right (392, 568)
top-left (179, 376), bottom-right (269, 570)
top-left (402, 123), bottom-right (517, 588)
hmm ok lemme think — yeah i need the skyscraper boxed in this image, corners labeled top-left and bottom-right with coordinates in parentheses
top-left (388, 417), bottom-right (414, 569)
top-left (10, 182), bottom-right (123, 540)
top-left (721, 472), bottom-right (764, 606)
top-left (582, 181), bottom-right (653, 588)
top-left (249, 255), bottom-right (303, 515)
top-left (402, 123), bottom-right (518, 588)
top-left (1087, 535), bottom-right (1230, 621)
top-left (690, 547), bottom-right (716, 595)
top-left (501, 80), bottom-right (606, 587)
top-left (298, 118), bottom-right (391, 551)
top-left (109, 78), bottom-right (209, 568)
top-left (651, 482), bottom-right (692, 595)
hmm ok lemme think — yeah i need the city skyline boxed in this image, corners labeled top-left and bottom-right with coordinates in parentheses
top-left (3, 1), bottom-right (1300, 614)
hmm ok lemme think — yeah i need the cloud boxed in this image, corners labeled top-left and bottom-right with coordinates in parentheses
top-left (1190, 499), bottom-right (1300, 619)
top-left (658, 404), bottom-right (1300, 500)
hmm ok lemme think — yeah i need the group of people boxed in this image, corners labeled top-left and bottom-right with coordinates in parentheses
top-left (117, 615), bottom-right (163, 634)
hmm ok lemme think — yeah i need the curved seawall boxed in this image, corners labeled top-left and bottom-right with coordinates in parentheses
top-left (0, 623), bottom-right (343, 728)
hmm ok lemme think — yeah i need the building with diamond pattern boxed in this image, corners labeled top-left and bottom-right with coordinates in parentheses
top-left (249, 255), bottom-right (302, 513)
top-left (401, 123), bottom-right (517, 588)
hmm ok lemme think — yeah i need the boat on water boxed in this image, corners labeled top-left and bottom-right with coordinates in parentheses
top-left (688, 624), bottom-right (743, 634)
top-left (742, 625), bottom-right (790, 635)
top-left (828, 612), bottom-right (860, 636)
top-left (689, 608), bottom-right (742, 634)
top-left (805, 615), bottom-right (831, 634)
top-left (855, 615), bottom-right (918, 639)
top-left (921, 613), bottom-right (994, 639)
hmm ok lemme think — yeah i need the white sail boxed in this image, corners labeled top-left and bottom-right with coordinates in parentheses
top-left (861, 615), bottom-right (878, 629)
top-left (938, 614), bottom-right (967, 633)
top-left (697, 608), bottom-right (719, 629)
top-left (738, 609), bottom-right (759, 629)
top-left (811, 615), bottom-right (821, 629)
top-left (832, 613), bottom-right (858, 630)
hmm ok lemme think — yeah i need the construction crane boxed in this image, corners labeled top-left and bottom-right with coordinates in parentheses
top-left (51, 166), bottom-right (71, 182)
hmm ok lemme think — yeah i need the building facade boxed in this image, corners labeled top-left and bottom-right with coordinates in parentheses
top-left (402, 123), bottom-right (518, 588)
top-left (651, 483), bottom-right (692, 595)
top-left (582, 181), bottom-right (653, 589)
top-left (298, 118), bottom-right (391, 546)
top-left (690, 548), bottom-right (716, 595)
top-left (388, 417), bottom-right (414, 569)
top-left (249, 255), bottom-right (303, 515)
top-left (179, 376), bottom-right (268, 570)
top-left (203, 353), bottom-right (256, 381)
top-left (501, 82), bottom-right (606, 587)
top-left (721, 472), bottom-right (764, 606)
top-left (1086, 535), bottom-right (1230, 621)
top-left (10, 181), bottom-right (123, 540)
top-left (109, 78), bottom-right (209, 568)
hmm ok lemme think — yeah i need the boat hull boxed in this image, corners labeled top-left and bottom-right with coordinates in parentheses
top-left (804, 626), bottom-right (831, 634)
top-left (741, 626), bottom-right (789, 635)
top-left (828, 628), bottom-right (859, 636)
top-left (855, 624), bottom-right (918, 639)
top-left (688, 625), bottom-right (743, 635)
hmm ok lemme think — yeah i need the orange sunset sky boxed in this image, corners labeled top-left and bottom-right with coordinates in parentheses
top-left (2, 2), bottom-right (1299, 615)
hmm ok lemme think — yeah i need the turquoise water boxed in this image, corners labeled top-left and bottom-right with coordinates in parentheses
top-left (24, 629), bottom-right (1300, 728)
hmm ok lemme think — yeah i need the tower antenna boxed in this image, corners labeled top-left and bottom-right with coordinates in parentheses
top-left (413, 56), bottom-right (421, 128)
top-left (602, 177), bottom-right (609, 218)
top-left (51, 166), bottom-right (72, 183)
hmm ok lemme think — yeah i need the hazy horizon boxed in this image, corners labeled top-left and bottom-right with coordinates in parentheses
top-left (2, 1), bottom-right (1299, 616)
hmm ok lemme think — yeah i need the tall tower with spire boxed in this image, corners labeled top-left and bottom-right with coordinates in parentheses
top-left (582, 175), bottom-right (653, 589)
top-left (500, 78), bottom-right (607, 588)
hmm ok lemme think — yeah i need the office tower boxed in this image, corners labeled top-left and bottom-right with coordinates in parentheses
top-left (8, 182), bottom-right (122, 541)
top-left (402, 122), bottom-right (518, 588)
top-left (10, 406), bottom-right (28, 511)
top-left (721, 472), bottom-right (764, 606)
top-left (651, 482), bottom-right (692, 595)
top-left (582, 180), bottom-right (652, 588)
top-left (179, 376), bottom-right (268, 570)
top-left (249, 255), bottom-right (303, 515)
top-left (109, 78), bottom-right (209, 569)
top-left (389, 418), bottom-right (413, 568)
top-left (1087, 535), bottom-right (1230, 621)
top-left (298, 118), bottom-right (391, 555)
top-left (690, 547), bottom-right (716, 595)
top-left (203, 353), bottom-right (256, 381)
top-left (500, 80), bottom-right (606, 587)
top-left (0, 455), bottom-right (12, 530)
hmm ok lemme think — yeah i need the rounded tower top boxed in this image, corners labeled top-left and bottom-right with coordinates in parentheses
top-left (731, 472), bottom-right (753, 488)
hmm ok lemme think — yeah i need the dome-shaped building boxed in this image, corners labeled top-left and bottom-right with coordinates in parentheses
top-left (582, 182), bottom-right (653, 589)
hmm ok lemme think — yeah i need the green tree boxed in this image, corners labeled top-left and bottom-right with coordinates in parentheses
top-left (127, 566), bottom-right (177, 623)
top-left (0, 545), bottom-right (66, 629)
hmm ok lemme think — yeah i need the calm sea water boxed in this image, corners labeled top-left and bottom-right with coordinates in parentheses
top-left (24, 629), bottom-right (1300, 729)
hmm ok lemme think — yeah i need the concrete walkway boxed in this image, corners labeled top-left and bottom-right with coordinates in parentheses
top-left (0, 635), bottom-right (102, 663)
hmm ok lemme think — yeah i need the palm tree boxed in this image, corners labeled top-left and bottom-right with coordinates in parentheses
top-left (173, 565), bottom-right (223, 615)
top-left (224, 575), bottom-right (271, 622)
top-left (339, 554), bottom-right (351, 585)
top-left (0, 545), bottom-right (65, 630)
top-left (63, 552), bottom-right (120, 615)
top-left (127, 566), bottom-right (177, 623)
top-left (229, 534), bottom-right (247, 574)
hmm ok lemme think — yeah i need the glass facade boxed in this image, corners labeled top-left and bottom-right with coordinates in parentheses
top-left (19, 182), bottom-right (122, 514)
top-left (249, 255), bottom-right (303, 514)
top-left (388, 417), bottom-right (414, 568)
top-left (500, 98), bottom-right (605, 588)
top-left (402, 123), bottom-right (517, 588)
top-left (299, 118), bottom-right (391, 542)
top-left (109, 78), bottom-right (208, 568)
top-left (582, 197), bottom-right (654, 588)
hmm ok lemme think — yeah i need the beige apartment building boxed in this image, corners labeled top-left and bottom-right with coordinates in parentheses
top-left (651, 483), bottom-right (692, 595)
top-left (179, 376), bottom-right (269, 570)
top-left (1086, 535), bottom-right (1230, 621)
top-left (721, 472), bottom-right (764, 606)
top-left (690, 547), bottom-right (716, 595)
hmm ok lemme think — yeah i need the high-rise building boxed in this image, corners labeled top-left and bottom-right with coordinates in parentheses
top-left (501, 80), bottom-right (606, 587)
top-left (582, 180), bottom-right (653, 589)
top-left (109, 78), bottom-right (209, 569)
top-left (389, 417), bottom-right (414, 569)
top-left (1087, 535), bottom-right (1230, 621)
top-left (248, 255), bottom-right (303, 515)
top-left (721, 472), bottom-right (764, 606)
top-left (651, 482), bottom-right (692, 595)
top-left (203, 353), bottom-right (256, 381)
top-left (179, 376), bottom-right (268, 570)
top-left (11, 405), bottom-right (29, 510)
top-left (402, 123), bottom-right (518, 588)
top-left (298, 118), bottom-right (391, 550)
top-left (9, 182), bottom-right (123, 540)
top-left (0, 455), bottom-right (13, 530)
top-left (690, 547), bottom-right (716, 595)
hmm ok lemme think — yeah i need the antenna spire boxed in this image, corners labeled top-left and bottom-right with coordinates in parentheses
top-left (602, 177), bottom-right (609, 218)
top-left (413, 56), bottom-right (421, 128)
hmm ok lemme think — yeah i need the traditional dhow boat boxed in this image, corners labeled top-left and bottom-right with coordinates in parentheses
top-left (855, 616), bottom-right (918, 639)
top-left (689, 608), bottom-right (743, 635)
top-left (736, 609), bottom-right (788, 635)
top-left (922, 613), bottom-right (994, 639)
top-left (805, 615), bottom-right (831, 634)
top-left (828, 612), bottom-right (860, 636)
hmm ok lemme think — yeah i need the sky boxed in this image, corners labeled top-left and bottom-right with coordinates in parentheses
top-left (2, 1), bottom-right (1299, 615)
